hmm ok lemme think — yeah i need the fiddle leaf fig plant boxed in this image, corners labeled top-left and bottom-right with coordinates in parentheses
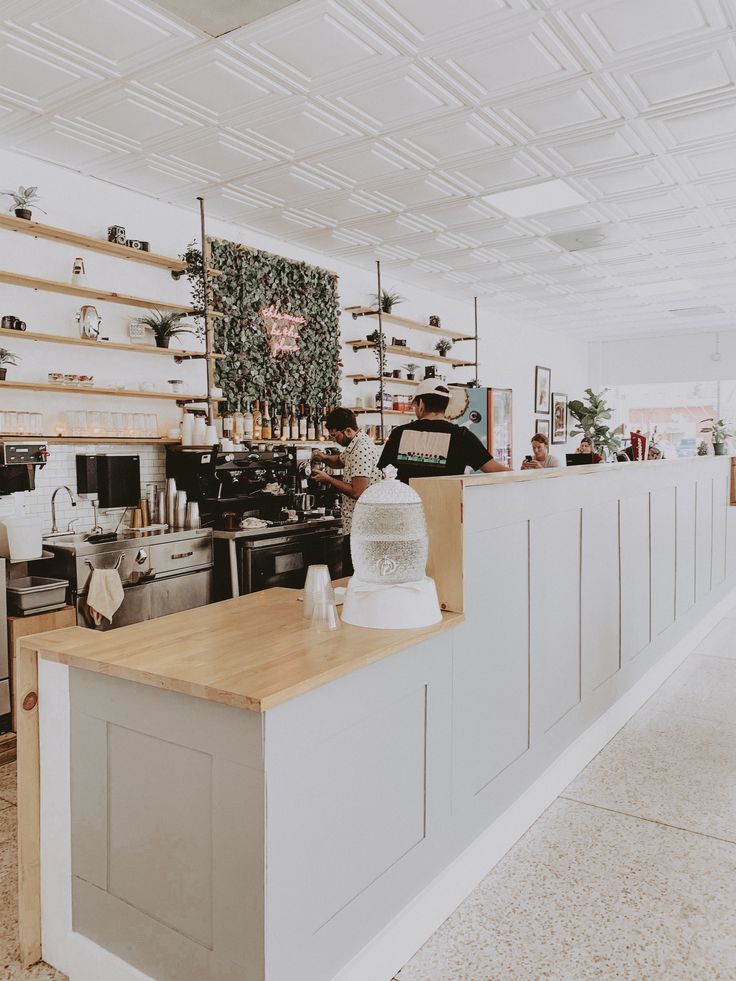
top-left (568, 388), bottom-right (621, 457)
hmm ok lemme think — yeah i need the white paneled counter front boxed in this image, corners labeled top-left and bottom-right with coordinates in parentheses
top-left (16, 457), bottom-right (735, 981)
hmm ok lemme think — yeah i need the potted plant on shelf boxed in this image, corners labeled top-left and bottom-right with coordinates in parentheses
top-left (135, 310), bottom-right (193, 349)
top-left (404, 362), bottom-right (419, 381)
top-left (2, 185), bottom-right (46, 220)
top-left (369, 290), bottom-right (404, 314)
top-left (568, 388), bottom-right (621, 459)
top-left (435, 338), bottom-right (453, 358)
top-left (0, 348), bottom-right (20, 380)
top-left (700, 417), bottom-right (734, 455)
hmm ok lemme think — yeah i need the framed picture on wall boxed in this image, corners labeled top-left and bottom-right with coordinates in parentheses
top-left (535, 365), bottom-right (551, 414)
top-left (536, 417), bottom-right (550, 441)
top-left (552, 392), bottom-right (568, 444)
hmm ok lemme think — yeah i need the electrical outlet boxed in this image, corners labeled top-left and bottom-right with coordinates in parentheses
top-left (129, 322), bottom-right (146, 340)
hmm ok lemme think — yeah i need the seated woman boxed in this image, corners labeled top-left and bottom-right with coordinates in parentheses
top-left (578, 437), bottom-right (603, 464)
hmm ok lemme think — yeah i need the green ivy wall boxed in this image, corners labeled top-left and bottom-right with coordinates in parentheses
top-left (208, 238), bottom-right (342, 412)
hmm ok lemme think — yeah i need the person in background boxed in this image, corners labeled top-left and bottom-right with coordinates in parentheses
top-left (377, 379), bottom-right (510, 483)
top-left (311, 408), bottom-right (381, 576)
top-left (647, 444), bottom-right (663, 460)
top-left (521, 432), bottom-right (563, 469)
top-left (577, 437), bottom-right (603, 464)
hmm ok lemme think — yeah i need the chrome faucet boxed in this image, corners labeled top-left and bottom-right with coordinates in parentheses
top-left (50, 485), bottom-right (77, 534)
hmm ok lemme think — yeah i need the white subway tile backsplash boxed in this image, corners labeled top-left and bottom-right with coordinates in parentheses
top-left (15, 443), bottom-right (167, 534)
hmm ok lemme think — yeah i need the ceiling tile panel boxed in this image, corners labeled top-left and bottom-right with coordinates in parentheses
top-left (9, 0), bottom-right (200, 77)
top-left (558, 0), bottom-right (728, 65)
top-left (497, 79), bottom-right (624, 139)
top-left (1, 0), bottom-right (735, 339)
top-left (609, 40), bottom-right (736, 111)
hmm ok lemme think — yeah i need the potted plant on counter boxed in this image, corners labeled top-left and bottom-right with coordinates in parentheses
top-left (136, 309), bottom-right (193, 349)
top-left (568, 388), bottom-right (621, 459)
top-left (700, 417), bottom-right (734, 455)
top-left (404, 362), bottom-right (419, 381)
top-left (0, 348), bottom-right (20, 380)
top-left (2, 185), bottom-right (46, 220)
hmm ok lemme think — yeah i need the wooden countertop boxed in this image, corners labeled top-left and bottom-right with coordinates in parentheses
top-left (413, 456), bottom-right (728, 489)
top-left (20, 590), bottom-right (462, 712)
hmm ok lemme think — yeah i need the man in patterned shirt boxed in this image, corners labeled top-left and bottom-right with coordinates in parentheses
top-left (311, 407), bottom-right (381, 576)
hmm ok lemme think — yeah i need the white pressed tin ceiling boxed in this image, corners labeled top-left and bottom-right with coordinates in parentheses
top-left (1, 0), bottom-right (736, 340)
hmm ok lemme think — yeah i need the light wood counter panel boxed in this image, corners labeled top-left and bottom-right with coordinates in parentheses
top-left (23, 591), bottom-right (461, 713)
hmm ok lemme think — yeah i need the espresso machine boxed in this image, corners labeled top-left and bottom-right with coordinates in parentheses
top-left (166, 443), bottom-right (344, 597)
top-left (0, 441), bottom-right (49, 495)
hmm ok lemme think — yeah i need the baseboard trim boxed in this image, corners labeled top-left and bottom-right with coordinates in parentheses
top-left (331, 585), bottom-right (736, 981)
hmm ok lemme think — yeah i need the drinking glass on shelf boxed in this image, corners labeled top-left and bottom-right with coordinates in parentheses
top-left (134, 414), bottom-right (146, 438)
top-left (0, 412), bottom-right (6, 433)
top-left (124, 413), bottom-right (135, 437)
top-left (18, 413), bottom-right (30, 435)
top-left (74, 411), bottom-right (88, 436)
top-left (30, 413), bottom-right (43, 436)
top-left (89, 412), bottom-right (104, 436)
top-left (145, 414), bottom-right (158, 438)
top-left (113, 413), bottom-right (126, 437)
top-left (5, 411), bottom-right (17, 434)
top-left (102, 412), bottom-right (114, 437)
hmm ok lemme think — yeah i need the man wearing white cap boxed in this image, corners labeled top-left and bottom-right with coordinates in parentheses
top-left (378, 379), bottom-right (509, 483)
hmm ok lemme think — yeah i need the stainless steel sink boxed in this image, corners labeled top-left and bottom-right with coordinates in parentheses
top-left (43, 533), bottom-right (90, 544)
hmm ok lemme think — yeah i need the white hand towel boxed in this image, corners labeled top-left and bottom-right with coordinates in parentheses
top-left (86, 568), bottom-right (125, 625)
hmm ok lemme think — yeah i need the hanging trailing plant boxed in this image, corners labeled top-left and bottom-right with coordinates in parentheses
top-left (203, 239), bottom-right (342, 412)
top-left (181, 241), bottom-right (206, 342)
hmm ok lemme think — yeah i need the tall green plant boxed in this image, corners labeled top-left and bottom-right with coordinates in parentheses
top-left (568, 388), bottom-right (621, 457)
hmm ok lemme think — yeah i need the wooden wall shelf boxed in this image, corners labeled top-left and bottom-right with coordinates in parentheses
top-left (0, 380), bottom-right (209, 401)
top-left (346, 373), bottom-right (464, 388)
top-left (0, 213), bottom-right (188, 273)
top-left (346, 340), bottom-right (471, 367)
top-left (347, 407), bottom-right (413, 416)
top-left (0, 270), bottom-right (197, 314)
top-left (344, 307), bottom-right (473, 342)
top-left (0, 435), bottom-right (182, 445)
top-left (0, 328), bottom-right (222, 360)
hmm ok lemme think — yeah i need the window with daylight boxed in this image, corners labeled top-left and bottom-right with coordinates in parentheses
top-left (608, 381), bottom-right (733, 457)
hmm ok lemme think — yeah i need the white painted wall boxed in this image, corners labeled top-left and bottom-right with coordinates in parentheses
top-left (596, 331), bottom-right (736, 386)
top-left (0, 146), bottom-right (589, 489)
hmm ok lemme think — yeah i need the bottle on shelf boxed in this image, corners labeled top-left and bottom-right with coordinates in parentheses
top-left (233, 407), bottom-right (244, 442)
top-left (252, 399), bottom-right (262, 440)
top-left (271, 401), bottom-right (281, 441)
top-left (280, 402), bottom-right (289, 441)
top-left (215, 415), bottom-right (224, 440)
top-left (222, 404), bottom-right (234, 440)
top-left (321, 405), bottom-right (329, 441)
top-left (243, 399), bottom-right (254, 441)
top-left (307, 406), bottom-right (316, 442)
top-left (298, 403), bottom-right (307, 441)
top-left (262, 399), bottom-right (272, 440)
top-left (289, 404), bottom-right (297, 441)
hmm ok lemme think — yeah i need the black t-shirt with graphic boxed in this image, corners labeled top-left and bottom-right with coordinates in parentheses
top-left (378, 419), bottom-right (492, 483)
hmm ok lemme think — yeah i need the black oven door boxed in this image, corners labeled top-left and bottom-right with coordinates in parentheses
top-left (241, 529), bottom-right (343, 594)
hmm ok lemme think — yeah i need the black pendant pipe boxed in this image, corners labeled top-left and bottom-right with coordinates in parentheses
top-left (376, 259), bottom-right (385, 441)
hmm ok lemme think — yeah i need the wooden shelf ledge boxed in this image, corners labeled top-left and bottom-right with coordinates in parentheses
top-left (344, 306), bottom-right (473, 342)
top-left (0, 435), bottom-right (182, 445)
top-left (0, 213), bottom-right (187, 272)
top-left (0, 328), bottom-right (222, 359)
top-left (346, 340), bottom-right (471, 367)
top-left (0, 380), bottom-right (211, 401)
top-left (346, 373), bottom-right (464, 388)
top-left (0, 270), bottom-right (195, 314)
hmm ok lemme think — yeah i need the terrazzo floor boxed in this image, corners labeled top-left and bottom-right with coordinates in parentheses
top-left (396, 615), bottom-right (736, 981)
top-left (2, 616), bottom-right (735, 980)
